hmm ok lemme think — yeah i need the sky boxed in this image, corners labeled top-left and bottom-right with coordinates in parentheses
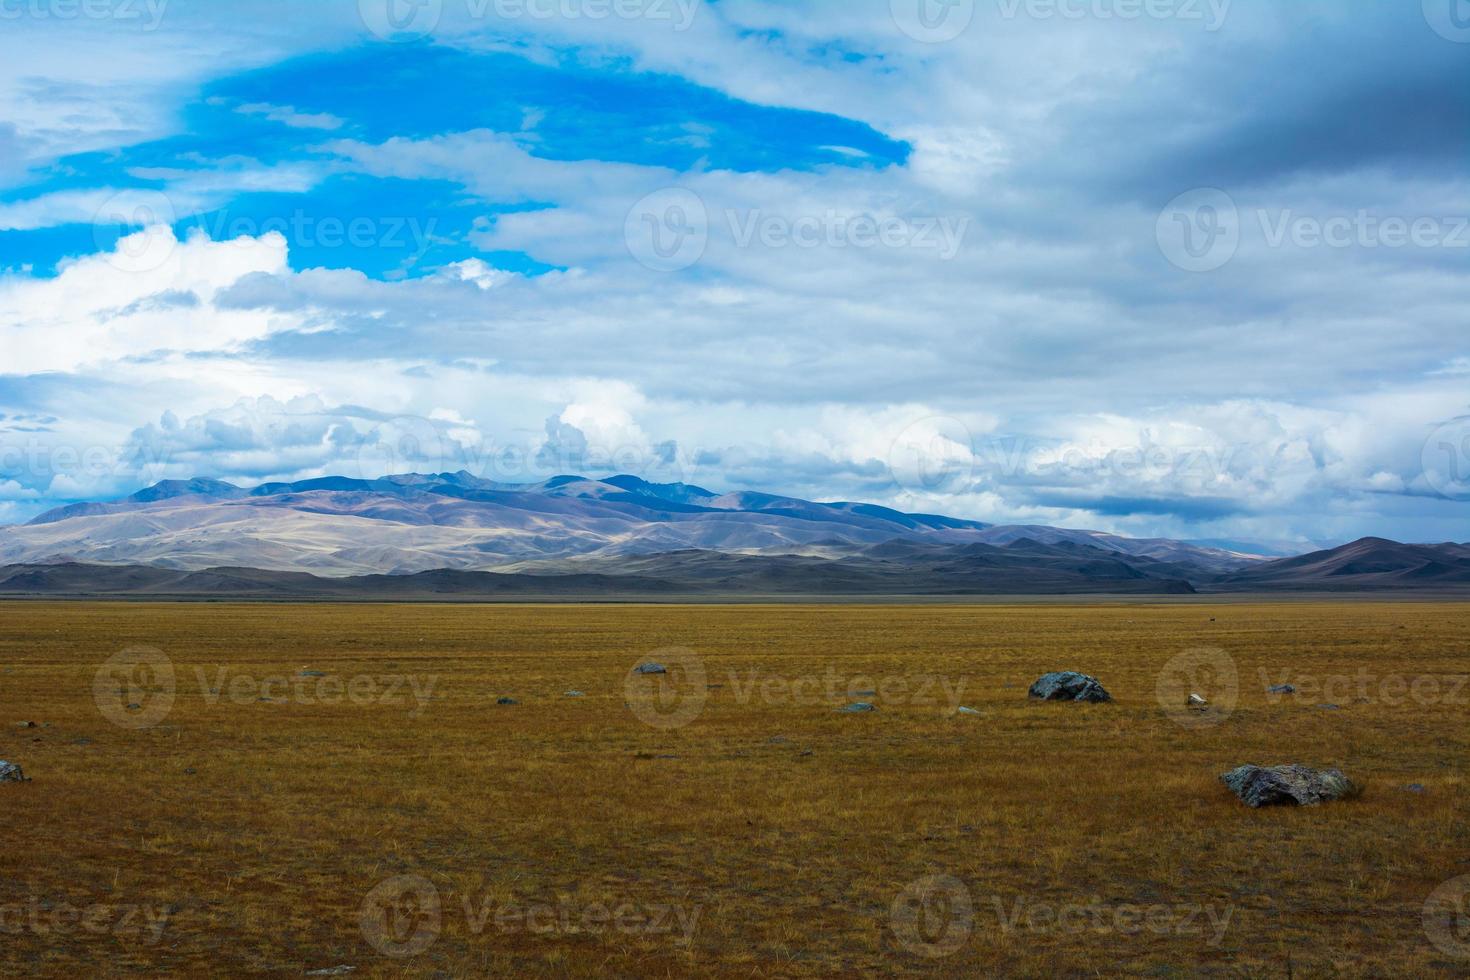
top-left (0, 0), bottom-right (1466, 550)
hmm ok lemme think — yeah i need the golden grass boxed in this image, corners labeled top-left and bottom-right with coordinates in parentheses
top-left (0, 601), bottom-right (1468, 977)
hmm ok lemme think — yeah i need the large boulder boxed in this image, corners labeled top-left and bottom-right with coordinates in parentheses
top-left (1028, 672), bottom-right (1111, 703)
top-left (0, 761), bottom-right (25, 783)
top-left (1220, 764), bottom-right (1357, 807)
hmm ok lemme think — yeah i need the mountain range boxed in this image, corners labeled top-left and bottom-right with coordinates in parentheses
top-left (0, 473), bottom-right (1465, 597)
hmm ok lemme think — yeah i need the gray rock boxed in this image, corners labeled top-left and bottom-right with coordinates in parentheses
top-left (299, 670), bottom-right (327, 678)
top-left (1317, 703), bottom-right (1341, 711)
top-left (0, 761), bottom-right (26, 783)
top-left (1402, 783), bottom-right (1427, 794)
top-left (633, 663), bottom-right (667, 675)
top-left (496, 697), bottom-right (518, 706)
top-left (1220, 764), bottom-right (1358, 808)
top-left (563, 690), bottom-right (585, 698)
top-left (1267, 684), bottom-right (1296, 694)
top-left (306, 968), bottom-right (356, 977)
top-left (956, 706), bottom-right (982, 716)
top-left (1187, 693), bottom-right (1208, 707)
top-left (1028, 672), bottom-right (1111, 703)
top-left (837, 702), bottom-right (876, 713)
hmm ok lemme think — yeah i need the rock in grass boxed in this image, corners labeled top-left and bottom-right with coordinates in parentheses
top-left (564, 690), bottom-right (585, 698)
top-left (496, 697), bottom-right (518, 706)
top-left (1220, 764), bottom-right (1358, 808)
top-left (1267, 684), bottom-right (1296, 695)
top-left (1402, 783), bottom-right (1427, 794)
top-left (956, 706), bottom-right (982, 716)
top-left (1028, 672), bottom-right (1111, 703)
top-left (837, 702), bottom-right (876, 713)
top-left (1187, 693), bottom-right (1208, 707)
top-left (633, 663), bottom-right (667, 675)
top-left (0, 761), bottom-right (26, 783)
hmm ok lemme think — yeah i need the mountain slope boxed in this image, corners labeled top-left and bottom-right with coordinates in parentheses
top-left (1209, 538), bottom-right (1470, 591)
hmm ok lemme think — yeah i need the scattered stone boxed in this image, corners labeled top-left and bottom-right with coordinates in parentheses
top-left (956, 706), bottom-right (982, 716)
top-left (633, 663), bottom-right (667, 675)
top-left (1267, 684), bottom-right (1296, 695)
top-left (183, 768), bottom-right (197, 776)
top-left (299, 670), bottom-right (327, 678)
top-left (767, 736), bottom-right (790, 744)
top-left (0, 761), bottom-right (26, 783)
top-left (126, 703), bottom-right (142, 711)
top-left (1317, 703), bottom-right (1341, 711)
top-left (306, 968), bottom-right (356, 977)
top-left (14, 721), bottom-right (36, 729)
top-left (799, 749), bottom-right (813, 757)
top-left (1220, 764), bottom-right (1358, 808)
top-left (1402, 783), bottom-right (1428, 794)
top-left (837, 702), bottom-right (877, 713)
top-left (1187, 693), bottom-right (1208, 707)
top-left (496, 697), bottom-right (518, 706)
top-left (563, 690), bottom-right (585, 698)
top-left (1028, 672), bottom-right (1111, 703)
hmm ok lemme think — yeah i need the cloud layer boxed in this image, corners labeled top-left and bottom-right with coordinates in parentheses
top-left (0, 1), bottom-right (1466, 547)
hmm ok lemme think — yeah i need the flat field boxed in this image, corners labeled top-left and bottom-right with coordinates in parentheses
top-left (0, 601), bottom-right (1467, 977)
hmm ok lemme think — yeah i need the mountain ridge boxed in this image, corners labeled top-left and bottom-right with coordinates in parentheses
top-left (2, 472), bottom-right (1258, 578)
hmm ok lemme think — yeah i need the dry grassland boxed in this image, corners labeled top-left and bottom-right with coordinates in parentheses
top-left (0, 600), bottom-right (1467, 977)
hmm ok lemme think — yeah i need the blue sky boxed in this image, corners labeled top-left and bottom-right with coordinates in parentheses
top-left (0, 0), bottom-right (1466, 548)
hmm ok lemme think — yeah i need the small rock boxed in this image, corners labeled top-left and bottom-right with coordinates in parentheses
top-left (183, 768), bottom-right (197, 776)
top-left (799, 749), bottom-right (813, 757)
top-left (956, 706), bottom-right (982, 716)
top-left (14, 721), bottom-right (36, 729)
top-left (306, 968), bottom-right (356, 977)
top-left (1267, 684), bottom-right (1296, 695)
top-left (0, 761), bottom-right (27, 783)
top-left (1187, 693), bottom-right (1208, 707)
top-left (837, 702), bottom-right (877, 713)
top-left (1028, 672), bottom-right (1111, 703)
top-left (496, 697), bottom-right (518, 706)
top-left (1220, 764), bottom-right (1358, 808)
top-left (299, 670), bottom-right (327, 678)
top-left (767, 736), bottom-right (790, 744)
top-left (1317, 703), bottom-right (1341, 711)
top-left (563, 690), bottom-right (585, 698)
top-left (633, 663), bottom-right (667, 675)
top-left (1402, 783), bottom-right (1427, 794)
top-left (126, 703), bottom-right (142, 710)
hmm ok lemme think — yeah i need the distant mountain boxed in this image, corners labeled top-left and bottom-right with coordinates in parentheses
top-left (0, 473), bottom-right (1255, 579)
top-left (1209, 537), bottom-right (1470, 592)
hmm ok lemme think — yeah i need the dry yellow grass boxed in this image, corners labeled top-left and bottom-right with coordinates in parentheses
top-left (1, 601), bottom-right (1468, 977)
